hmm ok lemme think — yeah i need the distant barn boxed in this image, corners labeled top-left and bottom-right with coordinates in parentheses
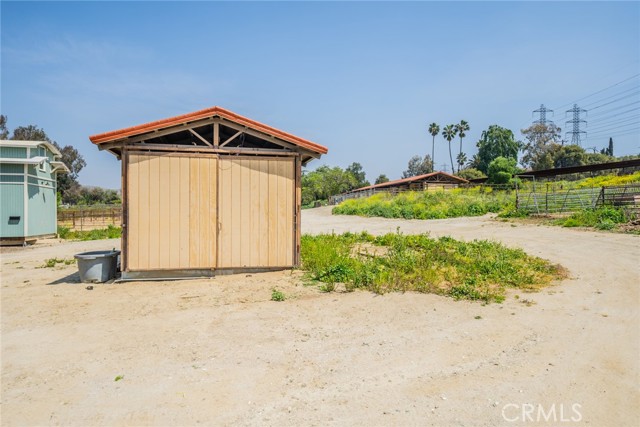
top-left (0, 140), bottom-right (69, 245)
top-left (89, 106), bottom-right (328, 279)
top-left (331, 171), bottom-right (468, 204)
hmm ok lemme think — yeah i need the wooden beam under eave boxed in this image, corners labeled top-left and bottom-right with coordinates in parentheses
top-left (122, 143), bottom-right (299, 157)
top-left (220, 119), bottom-right (321, 159)
top-left (213, 122), bottom-right (219, 148)
top-left (120, 117), bottom-right (219, 144)
top-left (219, 130), bottom-right (243, 148)
top-left (188, 128), bottom-right (213, 147)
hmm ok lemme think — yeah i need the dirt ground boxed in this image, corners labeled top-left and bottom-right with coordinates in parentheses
top-left (1, 207), bottom-right (638, 426)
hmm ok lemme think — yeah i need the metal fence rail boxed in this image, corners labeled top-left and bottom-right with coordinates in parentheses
top-left (597, 184), bottom-right (640, 214)
top-left (517, 184), bottom-right (640, 216)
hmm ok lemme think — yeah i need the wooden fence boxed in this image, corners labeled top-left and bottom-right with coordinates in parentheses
top-left (58, 205), bottom-right (122, 231)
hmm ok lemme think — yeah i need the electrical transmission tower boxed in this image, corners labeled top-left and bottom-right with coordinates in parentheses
top-left (565, 104), bottom-right (587, 146)
top-left (533, 104), bottom-right (554, 125)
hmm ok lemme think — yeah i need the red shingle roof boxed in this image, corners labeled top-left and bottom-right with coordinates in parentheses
top-left (89, 106), bottom-right (328, 155)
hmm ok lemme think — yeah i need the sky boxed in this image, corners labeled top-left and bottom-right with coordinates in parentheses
top-left (2, 1), bottom-right (639, 189)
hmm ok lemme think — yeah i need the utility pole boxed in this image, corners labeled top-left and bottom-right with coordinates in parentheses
top-left (533, 104), bottom-right (554, 125)
top-left (565, 104), bottom-right (587, 146)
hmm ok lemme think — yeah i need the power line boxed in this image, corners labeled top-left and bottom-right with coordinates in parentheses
top-left (587, 131), bottom-right (639, 141)
top-left (587, 116), bottom-right (640, 131)
top-left (589, 122), bottom-right (640, 135)
top-left (588, 122), bottom-right (640, 135)
top-left (581, 86), bottom-right (640, 108)
top-left (586, 101), bottom-right (640, 119)
top-left (586, 107), bottom-right (640, 124)
top-left (586, 128), bottom-right (640, 140)
top-left (553, 74), bottom-right (640, 110)
top-left (587, 91), bottom-right (640, 111)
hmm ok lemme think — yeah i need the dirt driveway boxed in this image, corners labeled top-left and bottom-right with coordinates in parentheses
top-left (1, 207), bottom-right (638, 426)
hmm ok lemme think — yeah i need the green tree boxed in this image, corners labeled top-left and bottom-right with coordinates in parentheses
top-left (487, 156), bottom-right (517, 184)
top-left (553, 144), bottom-right (586, 168)
top-left (402, 154), bottom-right (434, 178)
top-left (428, 123), bottom-right (440, 173)
top-left (475, 125), bottom-right (521, 174)
top-left (375, 174), bottom-right (390, 185)
top-left (600, 138), bottom-right (614, 156)
top-left (4, 118), bottom-right (86, 203)
top-left (585, 152), bottom-right (613, 165)
top-left (520, 123), bottom-right (562, 170)
top-left (11, 124), bottom-right (50, 141)
top-left (442, 125), bottom-right (457, 174)
top-left (456, 152), bottom-right (468, 173)
top-left (455, 120), bottom-right (470, 173)
top-left (0, 115), bottom-right (9, 139)
top-left (457, 167), bottom-right (485, 181)
top-left (345, 162), bottom-right (369, 189)
top-left (301, 165), bottom-right (357, 204)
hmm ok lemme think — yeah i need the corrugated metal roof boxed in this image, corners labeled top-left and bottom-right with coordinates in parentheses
top-left (89, 106), bottom-right (328, 155)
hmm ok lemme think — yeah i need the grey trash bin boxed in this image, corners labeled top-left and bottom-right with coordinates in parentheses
top-left (74, 250), bottom-right (121, 283)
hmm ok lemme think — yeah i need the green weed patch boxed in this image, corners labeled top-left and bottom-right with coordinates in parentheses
top-left (57, 225), bottom-right (121, 241)
top-left (301, 232), bottom-right (565, 303)
top-left (552, 206), bottom-right (629, 230)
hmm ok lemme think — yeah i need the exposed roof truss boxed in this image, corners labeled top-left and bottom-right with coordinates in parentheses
top-left (89, 106), bottom-right (327, 165)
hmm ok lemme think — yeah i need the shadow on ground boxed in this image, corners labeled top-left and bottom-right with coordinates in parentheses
top-left (47, 271), bottom-right (81, 285)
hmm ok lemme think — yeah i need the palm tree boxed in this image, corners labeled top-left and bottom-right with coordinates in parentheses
top-left (442, 124), bottom-right (457, 174)
top-left (456, 152), bottom-right (468, 173)
top-left (455, 120), bottom-right (470, 173)
top-left (428, 123), bottom-right (440, 173)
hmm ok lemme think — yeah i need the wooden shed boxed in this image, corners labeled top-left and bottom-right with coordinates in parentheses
top-left (89, 106), bottom-right (328, 279)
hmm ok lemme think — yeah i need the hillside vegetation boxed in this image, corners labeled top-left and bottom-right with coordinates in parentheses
top-left (332, 173), bottom-right (640, 221)
top-left (333, 187), bottom-right (513, 219)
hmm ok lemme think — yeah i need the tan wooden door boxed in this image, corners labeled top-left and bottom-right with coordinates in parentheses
top-left (127, 152), bottom-right (217, 271)
top-left (218, 157), bottom-right (294, 268)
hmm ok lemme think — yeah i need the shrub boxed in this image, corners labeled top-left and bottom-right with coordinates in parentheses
top-left (487, 157), bottom-right (517, 184)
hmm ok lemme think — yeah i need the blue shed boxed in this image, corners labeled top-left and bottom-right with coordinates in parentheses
top-left (0, 140), bottom-right (69, 245)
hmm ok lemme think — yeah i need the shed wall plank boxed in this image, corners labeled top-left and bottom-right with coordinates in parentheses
top-left (127, 155), bottom-right (140, 269)
top-left (178, 156), bottom-right (190, 268)
top-left (169, 157), bottom-right (180, 268)
top-left (137, 155), bottom-right (150, 270)
top-left (148, 156), bottom-right (160, 267)
top-left (158, 156), bottom-right (171, 267)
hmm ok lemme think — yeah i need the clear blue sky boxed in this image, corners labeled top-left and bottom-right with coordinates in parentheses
top-left (2, 1), bottom-right (639, 189)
